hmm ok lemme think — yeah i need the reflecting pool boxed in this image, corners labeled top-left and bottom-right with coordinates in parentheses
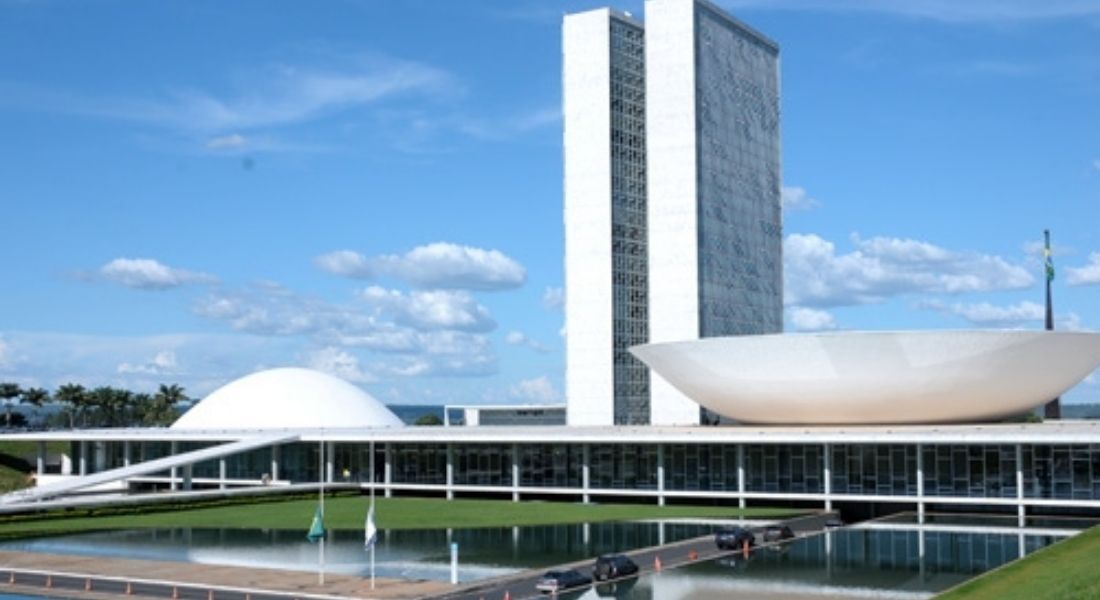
top-left (561, 517), bottom-right (1078, 600)
top-left (0, 521), bottom-right (730, 583)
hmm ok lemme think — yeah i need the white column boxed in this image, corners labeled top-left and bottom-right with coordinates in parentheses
top-left (384, 443), bottom-right (393, 498)
top-left (737, 445), bottom-right (746, 510)
top-left (183, 464), bottom-right (193, 491)
top-left (169, 441), bottom-right (178, 491)
top-left (511, 444), bottom-right (520, 502)
top-left (582, 444), bottom-right (591, 504)
top-left (218, 458), bottom-right (227, 490)
top-left (36, 441), bottom-right (45, 476)
top-left (79, 441), bottom-right (87, 476)
top-left (1016, 444), bottom-right (1025, 527)
top-left (916, 443), bottom-right (925, 522)
top-left (657, 444), bottom-right (666, 506)
top-left (123, 440), bottom-right (131, 468)
top-left (446, 443), bottom-right (454, 500)
top-left (823, 443), bottom-right (832, 511)
top-left (325, 442), bottom-right (334, 484)
top-left (270, 445), bottom-right (280, 482)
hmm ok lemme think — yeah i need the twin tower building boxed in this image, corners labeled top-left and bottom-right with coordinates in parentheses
top-left (563, 0), bottom-right (783, 426)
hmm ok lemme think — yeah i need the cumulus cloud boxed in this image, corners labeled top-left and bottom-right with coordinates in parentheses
top-left (360, 286), bottom-right (495, 332)
top-left (305, 347), bottom-right (375, 383)
top-left (541, 286), bottom-right (564, 311)
top-left (100, 258), bottom-right (216, 290)
top-left (316, 242), bottom-right (526, 290)
top-left (781, 186), bottom-right (820, 212)
top-left (784, 233), bottom-right (1034, 307)
top-left (920, 299), bottom-right (1082, 330)
top-left (505, 330), bottom-right (549, 352)
top-left (508, 376), bottom-right (560, 403)
top-left (193, 283), bottom-right (498, 378)
top-left (206, 133), bottom-right (248, 150)
top-left (1066, 252), bottom-right (1100, 286)
top-left (787, 307), bottom-right (837, 331)
top-left (117, 350), bottom-right (178, 375)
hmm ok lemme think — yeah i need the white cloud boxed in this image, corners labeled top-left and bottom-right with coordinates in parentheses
top-left (787, 307), bottom-right (837, 331)
top-left (314, 250), bottom-right (373, 279)
top-left (117, 350), bottom-right (178, 375)
top-left (206, 133), bottom-right (248, 150)
top-left (781, 186), bottom-right (820, 212)
top-left (784, 233), bottom-right (1034, 307)
top-left (1093, 159), bottom-right (1100, 172)
top-left (1067, 252), bottom-right (1100, 286)
top-left (541, 286), bottom-right (564, 311)
top-left (317, 242), bottom-right (526, 290)
top-left (508, 376), bottom-right (559, 403)
top-left (455, 106), bottom-right (560, 140)
top-left (505, 330), bottom-right (549, 353)
top-left (193, 283), bottom-right (499, 378)
top-left (360, 286), bottom-right (496, 332)
top-left (100, 258), bottom-right (216, 290)
top-left (305, 347), bottom-right (375, 383)
top-left (724, 0), bottom-right (1100, 22)
top-left (920, 299), bottom-right (1082, 330)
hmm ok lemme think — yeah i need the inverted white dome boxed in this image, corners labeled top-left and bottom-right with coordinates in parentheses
top-left (172, 367), bottom-right (404, 430)
top-left (632, 330), bottom-right (1100, 425)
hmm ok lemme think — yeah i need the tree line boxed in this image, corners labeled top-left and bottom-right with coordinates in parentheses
top-left (0, 382), bottom-right (188, 429)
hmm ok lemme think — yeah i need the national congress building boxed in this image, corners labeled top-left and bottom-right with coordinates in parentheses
top-left (4, 0), bottom-right (1100, 524)
top-left (564, 0), bottom-right (783, 427)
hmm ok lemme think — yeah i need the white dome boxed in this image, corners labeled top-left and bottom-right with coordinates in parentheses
top-left (172, 368), bottom-right (404, 430)
top-left (632, 330), bottom-right (1100, 425)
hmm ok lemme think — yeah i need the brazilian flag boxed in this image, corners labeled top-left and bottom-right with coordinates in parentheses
top-left (307, 505), bottom-right (325, 543)
top-left (1045, 241), bottom-right (1055, 282)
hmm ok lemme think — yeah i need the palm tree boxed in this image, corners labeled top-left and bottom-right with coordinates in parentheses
top-left (19, 387), bottom-right (50, 428)
top-left (153, 384), bottom-right (187, 426)
top-left (0, 382), bottom-right (22, 428)
top-left (54, 383), bottom-right (87, 429)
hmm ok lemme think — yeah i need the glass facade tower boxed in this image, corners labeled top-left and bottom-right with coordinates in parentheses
top-left (565, 0), bottom-right (780, 426)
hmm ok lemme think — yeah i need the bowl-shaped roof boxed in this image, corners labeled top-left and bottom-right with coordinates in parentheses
top-left (631, 331), bottom-right (1100, 425)
top-left (172, 367), bottom-right (404, 430)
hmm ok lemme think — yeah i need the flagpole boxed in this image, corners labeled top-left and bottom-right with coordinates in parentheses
top-left (319, 437), bottom-right (325, 586)
top-left (370, 439), bottom-right (376, 589)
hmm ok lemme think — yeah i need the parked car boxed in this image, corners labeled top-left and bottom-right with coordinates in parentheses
top-left (536, 569), bottom-right (592, 594)
top-left (714, 527), bottom-right (756, 550)
top-left (592, 554), bottom-right (639, 581)
top-left (825, 517), bottom-right (844, 528)
top-left (762, 525), bottom-right (795, 542)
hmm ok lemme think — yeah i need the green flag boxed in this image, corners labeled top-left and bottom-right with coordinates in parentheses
top-left (1045, 244), bottom-right (1055, 282)
top-left (307, 505), bottom-right (325, 543)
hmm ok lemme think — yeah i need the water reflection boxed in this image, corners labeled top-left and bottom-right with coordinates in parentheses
top-left (568, 526), bottom-right (1063, 600)
top-left (0, 522), bottom-right (723, 583)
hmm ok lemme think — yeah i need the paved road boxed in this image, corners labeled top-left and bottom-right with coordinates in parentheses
top-left (436, 511), bottom-right (838, 600)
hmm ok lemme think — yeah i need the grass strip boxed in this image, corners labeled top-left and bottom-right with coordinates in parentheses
top-left (0, 494), bottom-right (802, 540)
top-left (935, 525), bottom-right (1100, 600)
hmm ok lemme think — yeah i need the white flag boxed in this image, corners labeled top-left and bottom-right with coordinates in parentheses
top-left (365, 505), bottom-right (378, 548)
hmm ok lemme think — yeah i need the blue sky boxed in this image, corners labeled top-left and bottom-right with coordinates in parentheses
top-left (1, 0), bottom-right (1099, 405)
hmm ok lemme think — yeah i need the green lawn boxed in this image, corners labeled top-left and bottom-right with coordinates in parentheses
top-left (936, 525), bottom-right (1100, 600)
top-left (0, 494), bottom-right (801, 540)
top-left (0, 440), bottom-right (68, 493)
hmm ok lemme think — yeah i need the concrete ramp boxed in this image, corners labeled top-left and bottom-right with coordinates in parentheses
top-left (1, 433), bottom-right (298, 505)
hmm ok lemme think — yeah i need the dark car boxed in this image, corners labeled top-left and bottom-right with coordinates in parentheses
top-left (714, 527), bottom-right (756, 550)
top-left (593, 554), bottom-right (639, 581)
top-left (762, 525), bottom-right (795, 542)
top-left (536, 569), bottom-right (592, 594)
top-left (825, 517), bottom-right (845, 528)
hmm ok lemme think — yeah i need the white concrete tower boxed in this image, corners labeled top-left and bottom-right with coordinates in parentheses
top-left (645, 0), bottom-right (783, 425)
top-left (564, 9), bottom-right (650, 425)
